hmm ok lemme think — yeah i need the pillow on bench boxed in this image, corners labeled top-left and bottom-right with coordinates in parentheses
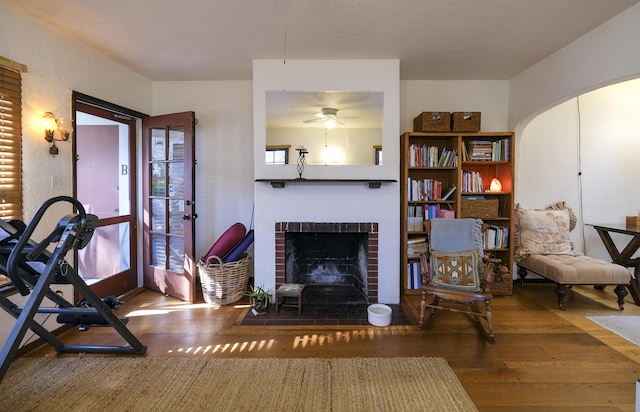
top-left (514, 201), bottom-right (577, 260)
top-left (518, 209), bottom-right (574, 256)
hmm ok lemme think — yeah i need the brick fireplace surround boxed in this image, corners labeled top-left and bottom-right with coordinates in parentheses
top-left (274, 222), bottom-right (379, 304)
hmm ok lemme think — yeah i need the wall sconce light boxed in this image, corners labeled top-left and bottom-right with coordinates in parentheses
top-left (489, 178), bottom-right (503, 192)
top-left (42, 111), bottom-right (71, 156)
top-left (295, 145), bottom-right (308, 179)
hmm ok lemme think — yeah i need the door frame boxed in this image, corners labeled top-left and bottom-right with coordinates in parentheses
top-left (72, 92), bottom-right (148, 297)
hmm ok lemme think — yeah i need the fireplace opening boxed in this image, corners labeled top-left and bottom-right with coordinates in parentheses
top-left (285, 232), bottom-right (368, 305)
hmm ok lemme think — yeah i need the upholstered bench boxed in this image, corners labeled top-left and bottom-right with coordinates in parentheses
top-left (516, 202), bottom-right (632, 311)
top-left (517, 253), bottom-right (630, 310)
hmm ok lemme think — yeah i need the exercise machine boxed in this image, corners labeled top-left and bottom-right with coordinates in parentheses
top-left (0, 196), bottom-right (146, 382)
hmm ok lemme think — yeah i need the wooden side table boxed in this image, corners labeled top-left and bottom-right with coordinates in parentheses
top-left (587, 223), bottom-right (640, 305)
top-left (275, 283), bottom-right (305, 314)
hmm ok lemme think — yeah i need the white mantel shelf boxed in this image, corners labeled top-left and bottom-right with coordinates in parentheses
top-left (255, 179), bottom-right (397, 189)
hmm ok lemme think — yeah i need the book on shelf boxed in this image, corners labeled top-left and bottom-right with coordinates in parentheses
top-left (483, 225), bottom-right (510, 249)
top-left (407, 238), bottom-right (428, 257)
top-left (422, 203), bottom-right (455, 220)
top-left (464, 138), bottom-right (511, 162)
top-left (461, 170), bottom-right (484, 192)
top-left (461, 142), bottom-right (469, 162)
top-left (491, 138), bottom-right (511, 161)
top-left (407, 205), bottom-right (425, 232)
top-left (408, 177), bottom-right (443, 201)
top-left (467, 140), bottom-right (492, 161)
top-left (408, 144), bottom-right (458, 168)
top-left (440, 184), bottom-right (456, 201)
top-left (407, 261), bottom-right (422, 289)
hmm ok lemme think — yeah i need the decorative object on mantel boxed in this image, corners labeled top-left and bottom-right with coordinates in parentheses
top-left (295, 145), bottom-right (308, 179)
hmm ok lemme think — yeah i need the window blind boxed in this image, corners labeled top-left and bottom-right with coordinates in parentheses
top-left (0, 65), bottom-right (23, 220)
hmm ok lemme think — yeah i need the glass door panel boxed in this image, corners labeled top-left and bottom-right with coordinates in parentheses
top-left (142, 112), bottom-right (196, 302)
top-left (74, 101), bottom-right (137, 297)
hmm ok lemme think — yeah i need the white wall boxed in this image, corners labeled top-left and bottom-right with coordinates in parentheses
top-left (252, 60), bottom-right (401, 303)
top-left (150, 77), bottom-right (512, 304)
top-left (509, 3), bottom-right (640, 131)
top-left (151, 81), bottom-right (255, 261)
top-left (400, 80), bottom-right (509, 133)
top-left (518, 78), bottom-right (640, 263)
top-left (0, 2), bottom-right (151, 241)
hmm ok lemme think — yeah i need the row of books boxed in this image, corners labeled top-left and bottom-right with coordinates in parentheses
top-left (484, 225), bottom-right (510, 249)
top-left (461, 170), bottom-right (484, 192)
top-left (408, 178), bottom-right (441, 201)
top-left (408, 179), bottom-right (457, 201)
top-left (407, 261), bottom-right (423, 289)
top-left (461, 139), bottom-right (511, 162)
top-left (408, 144), bottom-right (458, 167)
top-left (407, 204), bottom-right (456, 232)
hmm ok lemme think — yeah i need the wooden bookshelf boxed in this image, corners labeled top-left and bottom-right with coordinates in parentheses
top-left (400, 132), bottom-right (515, 296)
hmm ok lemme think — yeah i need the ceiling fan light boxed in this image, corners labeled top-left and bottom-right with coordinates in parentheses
top-left (324, 118), bottom-right (336, 129)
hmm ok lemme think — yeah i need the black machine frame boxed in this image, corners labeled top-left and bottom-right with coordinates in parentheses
top-left (0, 196), bottom-right (146, 382)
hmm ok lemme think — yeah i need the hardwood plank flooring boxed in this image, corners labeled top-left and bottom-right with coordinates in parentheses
top-left (23, 282), bottom-right (640, 411)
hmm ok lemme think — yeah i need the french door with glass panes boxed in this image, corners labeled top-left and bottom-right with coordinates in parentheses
top-left (142, 112), bottom-right (196, 302)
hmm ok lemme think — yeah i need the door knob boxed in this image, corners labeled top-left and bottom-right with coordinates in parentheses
top-left (182, 214), bottom-right (191, 220)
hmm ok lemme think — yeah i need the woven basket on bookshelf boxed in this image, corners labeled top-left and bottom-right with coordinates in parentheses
top-left (413, 112), bottom-right (451, 132)
top-left (451, 112), bottom-right (481, 132)
top-left (460, 199), bottom-right (499, 219)
top-left (197, 253), bottom-right (251, 305)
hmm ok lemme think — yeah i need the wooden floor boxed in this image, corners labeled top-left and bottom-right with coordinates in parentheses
top-left (26, 282), bottom-right (640, 411)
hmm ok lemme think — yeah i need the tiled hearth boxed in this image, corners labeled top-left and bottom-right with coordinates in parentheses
top-left (274, 222), bottom-right (379, 304)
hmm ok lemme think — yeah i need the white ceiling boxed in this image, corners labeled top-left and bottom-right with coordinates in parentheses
top-left (5, 0), bottom-right (639, 81)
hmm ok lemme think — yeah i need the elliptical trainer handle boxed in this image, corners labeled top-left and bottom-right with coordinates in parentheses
top-left (7, 196), bottom-right (87, 295)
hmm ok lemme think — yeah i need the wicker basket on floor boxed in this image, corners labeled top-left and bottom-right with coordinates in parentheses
top-left (197, 253), bottom-right (251, 305)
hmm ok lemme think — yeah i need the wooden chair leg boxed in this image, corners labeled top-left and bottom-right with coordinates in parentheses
top-left (484, 299), bottom-right (495, 343)
top-left (418, 290), bottom-right (428, 329)
top-left (418, 292), bottom-right (438, 330)
top-left (471, 299), bottom-right (495, 344)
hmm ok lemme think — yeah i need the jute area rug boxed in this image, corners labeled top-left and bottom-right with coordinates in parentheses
top-left (0, 356), bottom-right (477, 411)
top-left (587, 315), bottom-right (640, 345)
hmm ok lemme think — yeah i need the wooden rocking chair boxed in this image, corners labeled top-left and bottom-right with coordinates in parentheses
top-left (418, 218), bottom-right (502, 344)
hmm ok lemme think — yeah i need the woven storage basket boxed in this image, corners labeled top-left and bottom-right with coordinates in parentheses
top-left (198, 253), bottom-right (251, 305)
top-left (451, 112), bottom-right (481, 132)
top-left (460, 199), bottom-right (499, 219)
top-left (488, 271), bottom-right (513, 296)
top-left (413, 112), bottom-right (451, 132)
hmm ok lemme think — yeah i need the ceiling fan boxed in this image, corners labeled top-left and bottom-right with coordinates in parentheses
top-left (302, 108), bottom-right (357, 129)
